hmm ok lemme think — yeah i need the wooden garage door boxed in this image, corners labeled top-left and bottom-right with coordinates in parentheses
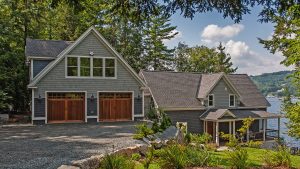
top-left (99, 93), bottom-right (132, 121)
top-left (47, 93), bottom-right (85, 123)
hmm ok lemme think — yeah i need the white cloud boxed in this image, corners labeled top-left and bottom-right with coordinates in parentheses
top-left (163, 29), bottom-right (183, 45)
top-left (201, 24), bottom-right (244, 42)
top-left (223, 40), bottom-right (293, 75)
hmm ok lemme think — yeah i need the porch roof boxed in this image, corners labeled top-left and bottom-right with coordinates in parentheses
top-left (200, 109), bottom-right (281, 121)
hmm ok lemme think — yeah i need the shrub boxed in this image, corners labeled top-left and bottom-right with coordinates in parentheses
top-left (186, 146), bottom-right (211, 167)
top-left (142, 146), bottom-right (155, 169)
top-left (263, 146), bottom-right (292, 168)
top-left (160, 144), bottom-right (188, 169)
top-left (184, 132), bottom-right (192, 144)
top-left (191, 133), bottom-right (212, 144)
top-left (220, 132), bottom-right (239, 148)
top-left (205, 143), bottom-right (218, 151)
top-left (159, 109), bottom-right (172, 130)
top-left (247, 140), bottom-right (262, 148)
top-left (227, 148), bottom-right (248, 169)
top-left (133, 123), bottom-right (154, 139)
top-left (99, 154), bottom-right (135, 169)
top-left (146, 108), bottom-right (158, 120)
top-left (131, 153), bottom-right (141, 161)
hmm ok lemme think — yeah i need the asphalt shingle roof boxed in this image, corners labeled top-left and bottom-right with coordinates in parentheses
top-left (25, 38), bottom-right (73, 58)
top-left (141, 71), bottom-right (204, 109)
top-left (141, 71), bottom-right (270, 109)
top-left (201, 109), bottom-right (280, 120)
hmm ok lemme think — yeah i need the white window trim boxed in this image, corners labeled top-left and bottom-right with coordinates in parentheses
top-left (229, 94), bottom-right (236, 107)
top-left (65, 55), bottom-right (117, 79)
top-left (208, 94), bottom-right (214, 107)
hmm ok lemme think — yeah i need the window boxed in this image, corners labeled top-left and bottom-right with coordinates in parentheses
top-left (229, 94), bottom-right (235, 107)
top-left (80, 57), bottom-right (90, 76)
top-left (105, 58), bottom-right (115, 77)
top-left (208, 94), bottom-right (214, 107)
top-left (67, 57), bottom-right (78, 76)
top-left (93, 58), bottom-right (103, 77)
top-left (66, 56), bottom-right (116, 78)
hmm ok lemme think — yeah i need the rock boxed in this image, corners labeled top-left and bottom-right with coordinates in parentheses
top-left (57, 165), bottom-right (80, 169)
top-left (143, 137), bottom-right (151, 145)
top-left (71, 154), bottom-right (103, 169)
top-left (216, 146), bottom-right (229, 152)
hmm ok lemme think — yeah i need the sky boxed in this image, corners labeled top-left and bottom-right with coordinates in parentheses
top-left (164, 6), bottom-right (293, 75)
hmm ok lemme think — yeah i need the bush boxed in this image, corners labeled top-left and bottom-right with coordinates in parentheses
top-left (184, 132), bottom-right (192, 144)
top-left (142, 146), bottom-right (155, 169)
top-left (220, 132), bottom-right (239, 148)
top-left (205, 143), bottom-right (218, 151)
top-left (133, 123), bottom-right (154, 139)
top-left (131, 153), bottom-right (141, 161)
top-left (247, 140), bottom-right (262, 148)
top-left (263, 146), bottom-right (292, 168)
top-left (191, 133), bottom-right (212, 144)
top-left (186, 146), bottom-right (211, 167)
top-left (227, 148), bottom-right (248, 169)
top-left (159, 109), bottom-right (171, 130)
top-left (160, 144), bottom-right (188, 169)
top-left (100, 154), bottom-right (135, 169)
top-left (146, 108), bottom-right (158, 120)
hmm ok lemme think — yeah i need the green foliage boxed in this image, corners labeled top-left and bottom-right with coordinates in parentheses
top-left (0, 91), bottom-right (12, 111)
top-left (146, 108), bottom-right (158, 120)
top-left (251, 71), bottom-right (296, 96)
top-left (159, 109), bottom-right (171, 131)
top-left (174, 43), bottom-right (237, 73)
top-left (99, 153), bottom-right (135, 169)
top-left (186, 146), bottom-right (211, 167)
top-left (227, 148), bottom-right (248, 169)
top-left (247, 140), bottom-right (262, 148)
top-left (133, 123), bottom-right (154, 139)
top-left (160, 144), bottom-right (188, 169)
top-left (190, 133), bottom-right (212, 145)
top-left (238, 117), bottom-right (254, 142)
top-left (131, 153), bottom-right (141, 161)
top-left (142, 146), bottom-right (155, 169)
top-left (263, 146), bottom-right (292, 168)
top-left (184, 132), bottom-right (192, 144)
top-left (220, 132), bottom-right (239, 148)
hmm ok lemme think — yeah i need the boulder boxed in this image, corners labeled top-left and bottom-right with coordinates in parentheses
top-left (71, 154), bottom-right (103, 169)
top-left (57, 165), bottom-right (80, 169)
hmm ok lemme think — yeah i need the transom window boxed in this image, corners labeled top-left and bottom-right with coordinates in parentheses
top-left (66, 56), bottom-right (116, 78)
top-left (229, 94), bottom-right (235, 107)
top-left (208, 94), bottom-right (214, 107)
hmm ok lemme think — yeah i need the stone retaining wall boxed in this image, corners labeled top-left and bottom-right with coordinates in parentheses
top-left (57, 144), bottom-right (148, 169)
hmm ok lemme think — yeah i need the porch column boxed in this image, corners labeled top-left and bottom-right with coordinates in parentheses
top-left (229, 121), bottom-right (232, 135)
top-left (203, 120), bottom-right (206, 133)
top-left (278, 118), bottom-right (280, 139)
top-left (233, 121), bottom-right (236, 136)
top-left (216, 121), bottom-right (219, 146)
top-left (247, 127), bottom-right (249, 142)
top-left (263, 119), bottom-right (266, 141)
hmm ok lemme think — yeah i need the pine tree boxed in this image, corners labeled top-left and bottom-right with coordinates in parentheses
top-left (144, 9), bottom-right (178, 70)
top-left (214, 42), bottom-right (237, 73)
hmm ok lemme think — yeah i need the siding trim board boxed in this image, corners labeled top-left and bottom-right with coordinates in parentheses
top-left (44, 91), bottom-right (88, 124)
top-left (28, 27), bottom-right (146, 88)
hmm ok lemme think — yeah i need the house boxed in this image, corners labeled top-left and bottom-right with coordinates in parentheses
top-left (26, 27), bottom-right (147, 125)
top-left (140, 71), bottom-right (281, 145)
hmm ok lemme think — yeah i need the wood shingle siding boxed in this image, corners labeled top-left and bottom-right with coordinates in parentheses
top-left (165, 110), bottom-right (206, 133)
top-left (208, 79), bottom-right (238, 108)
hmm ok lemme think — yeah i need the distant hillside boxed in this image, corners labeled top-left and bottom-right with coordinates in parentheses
top-left (250, 71), bottom-right (296, 96)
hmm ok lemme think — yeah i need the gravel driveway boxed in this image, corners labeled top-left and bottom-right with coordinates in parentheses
top-left (0, 122), bottom-right (142, 169)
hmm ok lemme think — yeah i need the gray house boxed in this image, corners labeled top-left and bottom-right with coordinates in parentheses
top-left (27, 27), bottom-right (146, 124)
top-left (140, 71), bottom-right (281, 145)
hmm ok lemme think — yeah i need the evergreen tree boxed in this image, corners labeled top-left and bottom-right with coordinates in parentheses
top-left (144, 9), bottom-right (178, 70)
top-left (214, 42), bottom-right (237, 73)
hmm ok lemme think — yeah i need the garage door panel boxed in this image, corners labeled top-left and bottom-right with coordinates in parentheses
top-left (47, 93), bottom-right (85, 123)
top-left (99, 93), bottom-right (132, 121)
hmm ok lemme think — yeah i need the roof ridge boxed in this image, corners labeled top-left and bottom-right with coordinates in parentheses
top-left (26, 38), bottom-right (74, 43)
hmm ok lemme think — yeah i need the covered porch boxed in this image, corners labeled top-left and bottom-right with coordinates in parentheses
top-left (200, 109), bottom-right (281, 146)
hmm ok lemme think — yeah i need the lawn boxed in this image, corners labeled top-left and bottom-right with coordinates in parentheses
top-left (211, 147), bottom-right (300, 168)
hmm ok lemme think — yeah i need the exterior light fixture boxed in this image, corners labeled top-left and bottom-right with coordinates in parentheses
top-left (89, 51), bottom-right (94, 56)
top-left (90, 94), bottom-right (94, 101)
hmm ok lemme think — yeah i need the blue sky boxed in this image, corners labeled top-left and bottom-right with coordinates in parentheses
top-left (165, 6), bottom-right (292, 75)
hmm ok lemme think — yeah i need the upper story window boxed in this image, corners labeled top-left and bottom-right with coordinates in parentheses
top-left (208, 94), bottom-right (214, 107)
top-left (66, 56), bottom-right (116, 78)
top-left (229, 94), bottom-right (235, 107)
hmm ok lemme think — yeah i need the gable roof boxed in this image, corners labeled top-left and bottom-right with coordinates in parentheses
top-left (28, 26), bottom-right (146, 88)
top-left (141, 71), bottom-right (270, 109)
top-left (140, 71), bottom-right (204, 110)
top-left (197, 73), bottom-right (240, 99)
top-left (227, 74), bottom-right (271, 107)
top-left (200, 109), bottom-right (280, 120)
top-left (25, 38), bottom-right (73, 58)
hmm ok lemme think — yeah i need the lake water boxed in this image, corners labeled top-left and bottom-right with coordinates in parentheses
top-left (267, 97), bottom-right (300, 147)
